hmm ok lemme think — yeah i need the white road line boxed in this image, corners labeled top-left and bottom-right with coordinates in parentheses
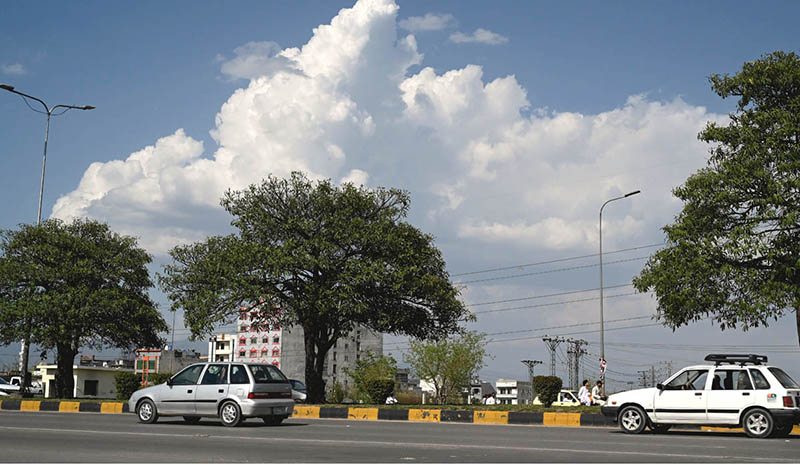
top-left (0, 425), bottom-right (792, 462)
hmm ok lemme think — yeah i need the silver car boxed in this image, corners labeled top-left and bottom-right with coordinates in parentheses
top-left (128, 362), bottom-right (294, 427)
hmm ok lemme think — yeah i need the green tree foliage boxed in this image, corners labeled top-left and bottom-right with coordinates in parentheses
top-left (159, 172), bottom-right (470, 402)
top-left (345, 351), bottom-right (397, 403)
top-left (0, 219), bottom-right (167, 398)
top-left (634, 51), bottom-right (800, 345)
top-left (147, 372), bottom-right (173, 386)
top-left (403, 331), bottom-right (487, 404)
top-left (115, 372), bottom-right (142, 401)
top-left (533, 376), bottom-right (562, 407)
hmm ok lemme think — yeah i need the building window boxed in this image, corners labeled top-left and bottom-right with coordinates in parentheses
top-left (239, 337), bottom-right (246, 345)
top-left (84, 380), bottom-right (99, 396)
top-left (240, 312), bottom-right (247, 321)
top-left (250, 336), bottom-right (257, 344)
top-left (356, 342), bottom-right (361, 351)
top-left (262, 337), bottom-right (269, 344)
top-left (273, 335), bottom-right (280, 344)
top-left (238, 350), bottom-right (246, 358)
top-left (261, 349), bottom-right (268, 357)
top-left (344, 355), bottom-right (349, 362)
top-left (332, 352), bottom-right (337, 360)
top-left (272, 348), bottom-right (280, 357)
top-left (344, 343), bottom-right (349, 349)
top-left (249, 349), bottom-right (257, 358)
top-left (271, 360), bottom-right (279, 367)
top-left (333, 364), bottom-right (337, 374)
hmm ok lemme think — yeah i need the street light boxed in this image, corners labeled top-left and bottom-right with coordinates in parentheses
top-left (599, 189), bottom-right (640, 396)
top-left (1, 83), bottom-right (94, 394)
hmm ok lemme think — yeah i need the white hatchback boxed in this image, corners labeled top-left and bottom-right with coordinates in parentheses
top-left (602, 354), bottom-right (800, 438)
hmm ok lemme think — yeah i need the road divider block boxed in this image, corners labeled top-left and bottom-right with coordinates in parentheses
top-left (543, 412), bottom-right (581, 427)
top-left (474, 410), bottom-right (508, 424)
top-left (408, 409), bottom-right (440, 422)
top-left (101, 402), bottom-right (124, 414)
top-left (348, 407), bottom-right (378, 420)
top-left (292, 405), bottom-right (320, 418)
top-left (20, 401), bottom-right (40, 412)
top-left (59, 402), bottom-right (80, 413)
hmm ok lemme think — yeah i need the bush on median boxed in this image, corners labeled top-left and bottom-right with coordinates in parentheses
top-left (533, 375), bottom-right (562, 407)
top-left (114, 372), bottom-right (141, 400)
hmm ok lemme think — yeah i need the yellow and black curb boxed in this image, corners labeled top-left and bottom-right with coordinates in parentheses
top-left (0, 399), bottom-right (128, 414)
top-left (3, 400), bottom-right (798, 435)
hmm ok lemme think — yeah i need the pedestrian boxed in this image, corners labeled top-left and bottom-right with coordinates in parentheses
top-left (385, 395), bottom-right (398, 405)
top-left (578, 379), bottom-right (591, 406)
top-left (591, 380), bottom-right (604, 405)
top-left (486, 392), bottom-right (497, 405)
top-left (481, 394), bottom-right (488, 405)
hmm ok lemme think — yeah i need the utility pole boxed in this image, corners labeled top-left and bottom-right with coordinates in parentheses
top-left (542, 336), bottom-right (565, 377)
top-left (566, 338), bottom-right (588, 390)
top-left (637, 370), bottom-right (649, 388)
top-left (651, 365), bottom-right (656, 388)
top-left (521, 360), bottom-right (543, 404)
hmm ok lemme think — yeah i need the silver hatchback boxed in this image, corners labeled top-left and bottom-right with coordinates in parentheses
top-left (128, 362), bottom-right (294, 426)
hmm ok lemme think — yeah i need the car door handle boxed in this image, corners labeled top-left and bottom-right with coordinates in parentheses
top-left (187, 389), bottom-right (193, 394)
top-left (695, 393), bottom-right (703, 396)
top-left (742, 392), bottom-right (750, 396)
top-left (218, 389), bottom-right (224, 393)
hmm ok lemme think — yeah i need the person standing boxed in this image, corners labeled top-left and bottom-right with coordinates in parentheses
top-left (578, 379), bottom-right (591, 406)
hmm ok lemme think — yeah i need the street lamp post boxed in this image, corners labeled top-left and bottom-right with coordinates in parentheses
top-left (1, 84), bottom-right (94, 394)
top-left (599, 189), bottom-right (640, 396)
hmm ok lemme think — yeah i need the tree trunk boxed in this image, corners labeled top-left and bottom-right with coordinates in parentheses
top-left (795, 307), bottom-right (799, 347)
top-left (303, 326), bottom-right (328, 403)
top-left (55, 344), bottom-right (76, 399)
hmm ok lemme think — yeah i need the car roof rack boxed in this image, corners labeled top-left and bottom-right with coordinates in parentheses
top-left (704, 354), bottom-right (768, 366)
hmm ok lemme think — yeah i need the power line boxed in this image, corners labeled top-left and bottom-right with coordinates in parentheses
top-left (473, 291), bottom-right (638, 315)
top-left (451, 243), bottom-right (664, 277)
top-left (455, 256), bottom-right (650, 285)
top-left (468, 283), bottom-right (631, 307)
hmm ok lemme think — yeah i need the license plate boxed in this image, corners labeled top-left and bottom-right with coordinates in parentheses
top-left (273, 406), bottom-right (287, 414)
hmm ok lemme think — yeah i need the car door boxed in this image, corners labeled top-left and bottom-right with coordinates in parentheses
top-left (705, 368), bottom-right (754, 424)
top-left (194, 364), bottom-right (230, 416)
top-left (653, 369), bottom-right (709, 423)
top-left (158, 364), bottom-right (204, 415)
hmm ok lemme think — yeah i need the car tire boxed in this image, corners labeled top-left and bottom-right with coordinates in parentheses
top-left (262, 416), bottom-right (284, 426)
top-left (649, 424), bottom-right (671, 434)
top-left (136, 399), bottom-right (158, 424)
top-left (769, 422), bottom-right (793, 438)
top-left (742, 408), bottom-right (774, 438)
top-left (619, 405), bottom-right (647, 434)
top-left (183, 416), bottom-right (201, 424)
top-left (219, 401), bottom-right (243, 427)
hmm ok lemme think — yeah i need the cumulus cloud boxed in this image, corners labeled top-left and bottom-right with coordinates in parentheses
top-left (398, 13), bottom-right (456, 32)
top-left (218, 41), bottom-right (297, 80)
top-left (2, 63), bottom-right (26, 75)
top-left (449, 28), bottom-right (509, 45)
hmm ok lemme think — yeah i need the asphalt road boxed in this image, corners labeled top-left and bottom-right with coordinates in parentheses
top-left (0, 411), bottom-right (798, 462)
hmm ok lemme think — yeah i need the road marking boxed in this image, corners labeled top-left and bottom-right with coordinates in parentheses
top-left (0, 425), bottom-right (792, 462)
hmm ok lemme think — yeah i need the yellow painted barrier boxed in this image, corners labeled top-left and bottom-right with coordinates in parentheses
top-left (703, 425), bottom-right (800, 436)
top-left (348, 407), bottom-right (378, 420)
top-left (20, 401), bottom-right (41, 412)
top-left (0, 401), bottom-right (3, 409)
top-left (408, 409), bottom-right (440, 422)
top-left (543, 412), bottom-right (581, 427)
top-left (794, 425), bottom-right (800, 435)
top-left (292, 406), bottom-right (320, 418)
top-left (473, 410), bottom-right (508, 424)
top-left (59, 402), bottom-right (80, 413)
top-left (101, 402), bottom-right (124, 414)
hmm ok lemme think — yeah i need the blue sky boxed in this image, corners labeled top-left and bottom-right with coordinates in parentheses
top-left (1, 0), bottom-right (799, 385)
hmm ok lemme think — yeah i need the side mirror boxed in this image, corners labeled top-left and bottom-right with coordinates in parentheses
top-left (656, 383), bottom-right (664, 391)
top-left (166, 378), bottom-right (173, 387)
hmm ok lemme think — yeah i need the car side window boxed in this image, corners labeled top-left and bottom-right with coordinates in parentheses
top-left (666, 369), bottom-right (708, 390)
top-left (749, 369), bottom-right (771, 389)
top-left (230, 365), bottom-right (249, 384)
top-left (200, 364), bottom-right (228, 385)
top-left (712, 370), bottom-right (752, 390)
top-left (171, 365), bottom-right (205, 385)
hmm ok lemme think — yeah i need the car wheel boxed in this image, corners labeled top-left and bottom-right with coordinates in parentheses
top-left (262, 416), bottom-right (283, 426)
top-left (183, 416), bottom-right (201, 424)
top-left (769, 422), bottom-right (793, 438)
top-left (619, 405), bottom-right (647, 434)
top-left (743, 408), bottom-right (774, 438)
top-left (219, 401), bottom-right (242, 427)
top-left (136, 399), bottom-right (158, 424)
top-left (649, 424), bottom-right (671, 434)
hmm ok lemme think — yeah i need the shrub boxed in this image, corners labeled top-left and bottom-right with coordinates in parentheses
top-left (533, 375), bottom-right (562, 407)
top-left (147, 372), bottom-right (173, 386)
top-left (395, 390), bottom-right (422, 404)
top-left (365, 378), bottom-right (394, 404)
top-left (327, 381), bottom-right (346, 404)
top-left (114, 372), bottom-right (141, 400)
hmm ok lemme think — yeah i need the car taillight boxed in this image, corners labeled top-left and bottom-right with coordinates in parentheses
top-left (783, 396), bottom-right (794, 408)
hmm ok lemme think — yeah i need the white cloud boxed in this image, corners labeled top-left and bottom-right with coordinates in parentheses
top-left (2, 63), bottom-right (26, 75)
top-left (219, 41), bottom-right (297, 80)
top-left (449, 28), bottom-right (509, 45)
top-left (398, 13), bottom-right (456, 32)
top-left (340, 169), bottom-right (369, 186)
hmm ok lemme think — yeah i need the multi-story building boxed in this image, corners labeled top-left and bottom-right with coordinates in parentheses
top-left (207, 309), bottom-right (382, 392)
top-left (495, 379), bottom-right (532, 405)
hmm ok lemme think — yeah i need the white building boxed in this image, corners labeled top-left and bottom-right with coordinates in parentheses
top-left (37, 364), bottom-right (132, 399)
top-left (495, 379), bottom-right (533, 405)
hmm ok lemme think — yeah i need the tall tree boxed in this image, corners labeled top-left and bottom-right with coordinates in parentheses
top-left (159, 172), bottom-right (470, 402)
top-left (634, 51), bottom-right (800, 344)
top-left (404, 331), bottom-right (487, 404)
top-left (0, 219), bottom-right (167, 398)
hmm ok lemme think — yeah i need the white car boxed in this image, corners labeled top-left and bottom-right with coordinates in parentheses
top-left (602, 354), bottom-right (800, 438)
top-left (0, 377), bottom-right (21, 396)
top-left (533, 389), bottom-right (581, 406)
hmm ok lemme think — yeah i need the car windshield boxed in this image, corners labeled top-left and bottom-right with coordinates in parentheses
top-left (291, 380), bottom-right (306, 391)
top-left (768, 368), bottom-right (800, 389)
top-left (0, 377), bottom-right (8, 385)
top-left (249, 364), bottom-right (288, 383)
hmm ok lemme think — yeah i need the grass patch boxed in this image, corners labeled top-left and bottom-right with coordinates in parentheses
top-left (312, 403), bottom-right (601, 413)
top-left (1, 396), bottom-right (120, 403)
